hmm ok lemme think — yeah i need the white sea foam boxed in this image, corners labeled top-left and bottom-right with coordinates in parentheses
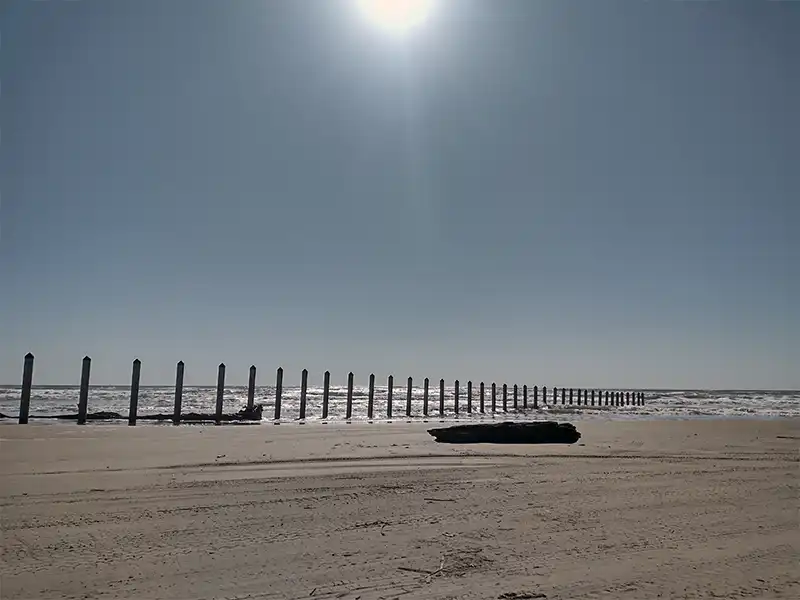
top-left (1, 386), bottom-right (798, 422)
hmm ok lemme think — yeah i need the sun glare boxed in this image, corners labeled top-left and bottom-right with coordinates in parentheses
top-left (356, 0), bottom-right (434, 34)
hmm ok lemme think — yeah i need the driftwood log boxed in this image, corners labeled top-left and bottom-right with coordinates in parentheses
top-left (30, 404), bottom-right (264, 423)
top-left (428, 421), bottom-right (580, 444)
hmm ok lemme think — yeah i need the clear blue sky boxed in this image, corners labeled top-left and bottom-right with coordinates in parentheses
top-left (2, 0), bottom-right (797, 389)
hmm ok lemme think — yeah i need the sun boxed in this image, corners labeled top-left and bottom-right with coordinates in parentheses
top-left (356, 0), bottom-right (434, 34)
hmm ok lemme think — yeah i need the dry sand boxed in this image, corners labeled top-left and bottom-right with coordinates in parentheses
top-left (1, 419), bottom-right (798, 599)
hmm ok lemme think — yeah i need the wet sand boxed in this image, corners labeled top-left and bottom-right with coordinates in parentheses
top-left (1, 419), bottom-right (798, 599)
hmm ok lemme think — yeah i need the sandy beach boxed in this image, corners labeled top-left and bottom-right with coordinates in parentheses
top-left (1, 419), bottom-right (798, 599)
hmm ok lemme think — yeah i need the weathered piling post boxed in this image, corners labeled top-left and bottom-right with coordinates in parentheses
top-left (346, 372), bottom-right (354, 420)
top-left (542, 386), bottom-right (547, 405)
top-left (274, 367), bottom-right (283, 420)
top-left (480, 382), bottom-right (485, 413)
top-left (439, 379), bottom-right (445, 417)
top-left (616, 391), bottom-right (621, 406)
top-left (502, 384), bottom-right (508, 412)
top-left (552, 386), bottom-right (557, 405)
top-left (77, 356), bottom-right (91, 425)
top-left (173, 361), bottom-right (184, 425)
top-left (561, 386), bottom-right (566, 405)
top-left (128, 358), bottom-right (141, 426)
top-left (569, 388), bottom-right (574, 405)
top-left (18, 353), bottom-right (34, 424)
top-left (523, 384), bottom-right (527, 409)
top-left (491, 383), bottom-right (497, 413)
top-left (406, 377), bottom-right (413, 417)
top-left (454, 380), bottom-right (460, 415)
top-left (605, 390), bottom-right (609, 406)
top-left (366, 373), bottom-right (374, 419)
top-left (323, 371), bottom-right (331, 420)
top-left (215, 363), bottom-right (226, 425)
top-left (247, 365), bottom-right (257, 411)
top-left (299, 369), bottom-right (309, 420)
top-left (591, 389), bottom-right (595, 406)
top-left (513, 384), bottom-right (518, 410)
top-left (533, 385), bottom-right (538, 409)
top-left (627, 391), bottom-right (631, 406)
top-left (387, 375), bottom-right (394, 418)
top-left (467, 381), bottom-right (473, 413)
top-left (423, 377), bottom-right (429, 416)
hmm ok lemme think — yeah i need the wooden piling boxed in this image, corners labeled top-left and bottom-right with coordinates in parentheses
top-left (605, 390), bottom-right (609, 406)
top-left (480, 382), bottom-right (485, 413)
top-left (591, 389), bottom-right (595, 406)
top-left (533, 385), bottom-right (538, 409)
top-left (387, 375), bottom-right (393, 418)
top-left (491, 383), bottom-right (497, 413)
top-left (274, 367), bottom-right (283, 420)
top-left (542, 386), bottom-right (546, 405)
top-left (366, 373), bottom-right (374, 419)
top-left (173, 361), bottom-right (184, 425)
top-left (77, 356), bottom-right (91, 425)
top-left (513, 384), bottom-right (518, 410)
top-left (467, 381), bottom-right (473, 413)
top-left (406, 377), bottom-right (413, 417)
top-left (502, 384), bottom-right (508, 412)
top-left (346, 372), bottom-right (354, 420)
top-left (454, 380), bottom-right (460, 415)
top-left (561, 386), bottom-right (566, 405)
top-left (215, 363), bottom-right (226, 425)
top-left (423, 377), bottom-right (429, 416)
top-left (323, 371), bottom-right (331, 420)
top-left (128, 359), bottom-right (141, 426)
top-left (439, 379), bottom-right (445, 417)
top-left (300, 369), bottom-right (308, 420)
top-left (247, 365), bottom-right (257, 411)
top-left (569, 388), bottom-right (574, 405)
top-left (578, 388), bottom-right (582, 406)
top-left (523, 384), bottom-right (527, 409)
top-left (18, 353), bottom-right (34, 425)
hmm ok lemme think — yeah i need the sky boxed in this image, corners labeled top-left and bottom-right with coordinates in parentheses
top-left (1, 0), bottom-right (798, 389)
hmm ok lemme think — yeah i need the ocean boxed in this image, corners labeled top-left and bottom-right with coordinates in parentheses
top-left (1, 385), bottom-right (798, 422)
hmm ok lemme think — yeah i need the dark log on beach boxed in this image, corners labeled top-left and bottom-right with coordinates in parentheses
top-left (51, 411), bottom-right (126, 421)
top-left (140, 404), bottom-right (264, 422)
top-left (428, 421), bottom-right (581, 444)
